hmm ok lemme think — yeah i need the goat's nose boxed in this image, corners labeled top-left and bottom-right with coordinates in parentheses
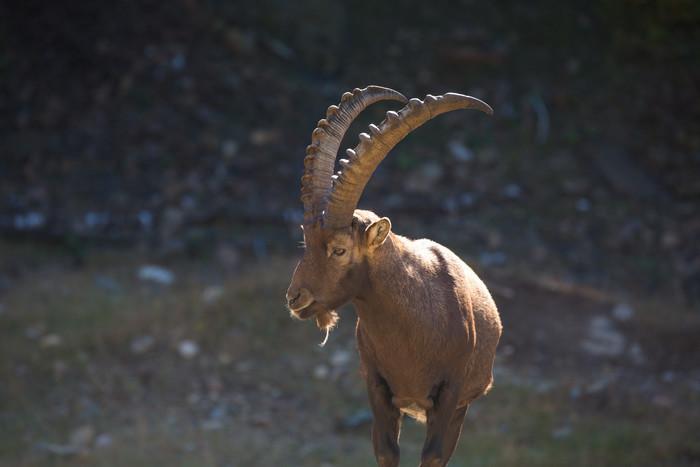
top-left (286, 290), bottom-right (301, 306)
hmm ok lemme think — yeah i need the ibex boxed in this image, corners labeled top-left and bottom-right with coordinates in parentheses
top-left (286, 86), bottom-right (502, 467)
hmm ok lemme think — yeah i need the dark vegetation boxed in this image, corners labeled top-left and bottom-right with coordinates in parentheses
top-left (0, 0), bottom-right (699, 465)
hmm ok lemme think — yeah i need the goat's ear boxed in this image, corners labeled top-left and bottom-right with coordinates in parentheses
top-left (365, 217), bottom-right (391, 250)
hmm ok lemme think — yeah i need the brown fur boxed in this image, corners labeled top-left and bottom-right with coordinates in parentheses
top-left (287, 209), bottom-right (502, 467)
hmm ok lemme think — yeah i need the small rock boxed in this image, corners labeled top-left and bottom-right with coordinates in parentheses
top-left (83, 211), bottom-right (109, 229)
top-left (447, 140), bottom-right (474, 162)
top-left (612, 303), bottom-right (634, 322)
top-left (170, 52), bottom-right (186, 71)
top-left (652, 394), bottom-right (673, 408)
top-left (500, 344), bottom-right (515, 357)
top-left (576, 197), bottom-right (591, 212)
top-left (187, 393), bottom-right (201, 405)
top-left (551, 425), bottom-right (573, 439)
top-left (384, 193), bottom-right (403, 209)
top-left (178, 340), bottom-right (199, 359)
top-left (265, 37), bottom-right (295, 60)
top-left (566, 58), bottom-right (580, 74)
top-left (207, 375), bottom-right (224, 399)
top-left (94, 275), bottom-right (121, 293)
top-left (404, 162), bottom-right (444, 193)
top-left (586, 377), bottom-right (611, 394)
top-left (94, 433), bottom-right (113, 449)
top-left (25, 323), bottom-right (45, 340)
top-left (337, 409), bottom-right (373, 430)
top-left (502, 183), bottom-right (522, 199)
top-left (535, 381), bottom-right (555, 394)
top-left (35, 442), bottom-right (78, 456)
top-left (137, 265), bottom-right (175, 286)
top-left (70, 425), bottom-right (95, 450)
top-left (661, 230), bottom-right (679, 249)
top-left (53, 360), bottom-right (68, 378)
top-left (330, 349), bottom-right (352, 367)
top-left (592, 144), bottom-right (667, 199)
top-left (477, 146), bottom-right (499, 164)
top-left (628, 343), bottom-right (646, 365)
top-left (443, 196), bottom-right (458, 214)
top-left (201, 286), bottom-right (225, 304)
top-left (236, 360), bottom-right (253, 373)
top-left (221, 139), bottom-right (239, 158)
top-left (313, 364), bottom-right (329, 380)
top-left (478, 251), bottom-right (507, 267)
top-left (130, 335), bottom-right (155, 355)
top-left (40, 334), bottom-right (63, 348)
top-left (14, 211), bottom-right (45, 230)
top-left (253, 238), bottom-right (268, 259)
top-left (530, 245), bottom-right (549, 262)
top-left (160, 207), bottom-right (184, 239)
top-left (562, 178), bottom-right (590, 195)
top-left (569, 385), bottom-right (582, 399)
top-left (283, 207), bottom-right (303, 225)
top-left (217, 244), bottom-right (240, 271)
top-left (209, 403), bottom-right (227, 421)
top-left (224, 28), bottom-right (256, 55)
top-left (581, 316), bottom-right (625, 357)
top-left (250, 413), bottom-right (272, 427)
top-left (459, 192), bottom-right (477, 208)
top-left (250, 128), bottom-right (281, 146)
top-left (138, 210), bottom-right (153, 230)
top-left (201, 419), bottom-right (223, 431)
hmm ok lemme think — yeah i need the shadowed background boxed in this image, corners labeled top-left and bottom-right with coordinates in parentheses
top-left (1, 0), bottom-right (699, 465)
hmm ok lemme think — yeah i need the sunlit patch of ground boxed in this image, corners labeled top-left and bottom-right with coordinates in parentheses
top-left (0, 242), bottom-right (698, 466)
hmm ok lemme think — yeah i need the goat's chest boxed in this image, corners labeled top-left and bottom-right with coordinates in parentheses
top-left (357, 320), bottom-right (462, 396)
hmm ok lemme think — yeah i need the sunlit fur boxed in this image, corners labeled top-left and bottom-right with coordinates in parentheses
top-left (287, 209), bottom-right (502, 467)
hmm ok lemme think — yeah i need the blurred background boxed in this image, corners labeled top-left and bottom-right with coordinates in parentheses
top-left (1, 0), bottom-right (699, 465)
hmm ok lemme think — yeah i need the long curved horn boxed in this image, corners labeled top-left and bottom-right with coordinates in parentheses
top-left (301, 86), bottom-right (407, 224)
top-left (324, 93), bottom-right (493, 229)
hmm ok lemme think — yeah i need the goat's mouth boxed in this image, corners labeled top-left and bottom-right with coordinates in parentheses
top-left (289, 300), bottom-right (324, 320)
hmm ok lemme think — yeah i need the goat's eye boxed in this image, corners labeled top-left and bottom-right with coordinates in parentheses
top-left (332, 247), bottom-right (346, 256)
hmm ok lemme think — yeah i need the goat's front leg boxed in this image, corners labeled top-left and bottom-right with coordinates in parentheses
top-left (420, 383), bottom-right (461, 467)
top-left (366, 373), bottom-right (402, 467)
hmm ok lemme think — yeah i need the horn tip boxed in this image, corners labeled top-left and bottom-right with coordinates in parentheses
top-left (444, 92), bottom-right (494, 115)
top-left (365, 85), bottom-right (408, 103)
top-left (479, 99), bottom-right (495, 115)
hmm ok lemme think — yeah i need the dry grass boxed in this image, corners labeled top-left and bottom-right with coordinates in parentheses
top-left (1, 243), bottom-right (698, 466)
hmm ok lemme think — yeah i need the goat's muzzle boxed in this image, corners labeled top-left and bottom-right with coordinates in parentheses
top-left (286, 287), bottom-right (316, 319)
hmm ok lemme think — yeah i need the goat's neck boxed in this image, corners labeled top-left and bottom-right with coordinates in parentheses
top-left (352, 233), bottom-right (416, 327)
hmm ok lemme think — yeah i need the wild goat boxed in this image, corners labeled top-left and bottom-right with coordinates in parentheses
top-left (286, 86), bottom-right (502, 467)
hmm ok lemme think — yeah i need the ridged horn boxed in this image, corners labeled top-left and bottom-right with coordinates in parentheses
top-left (324, 93), bottom-right (493, 229)
top-left (301, 86), bottom-right (407, 223)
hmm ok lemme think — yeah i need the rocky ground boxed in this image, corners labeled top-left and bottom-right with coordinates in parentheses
top-left (1, 244), bottom-right (699, 466)
top-left (1, 0), bottom-right (699, 465)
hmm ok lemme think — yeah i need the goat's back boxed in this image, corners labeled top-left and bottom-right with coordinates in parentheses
top-left (409, 238), bottom-right (502, 403)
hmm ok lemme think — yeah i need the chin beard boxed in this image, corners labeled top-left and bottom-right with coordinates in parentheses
top-left (315, 309), bottom-right (339, 333)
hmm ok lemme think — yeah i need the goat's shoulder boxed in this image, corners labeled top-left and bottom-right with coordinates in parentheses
top-left (400, 237), bottom-right (464, 275)
top-left (399, 237), bottom-right (494, 300)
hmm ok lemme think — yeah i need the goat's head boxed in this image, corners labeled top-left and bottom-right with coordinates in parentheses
top-left (286, 86), bottom-right (492, 336)
top-left (286, 209), bottom-right (390, 331)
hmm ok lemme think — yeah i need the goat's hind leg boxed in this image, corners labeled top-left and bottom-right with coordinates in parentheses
top-left (420, 383), bottom-right (462, 467)
top-left (439, 404), bottom-right (469, 463)
top-left (366, 373), bottom-right (402, 467)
